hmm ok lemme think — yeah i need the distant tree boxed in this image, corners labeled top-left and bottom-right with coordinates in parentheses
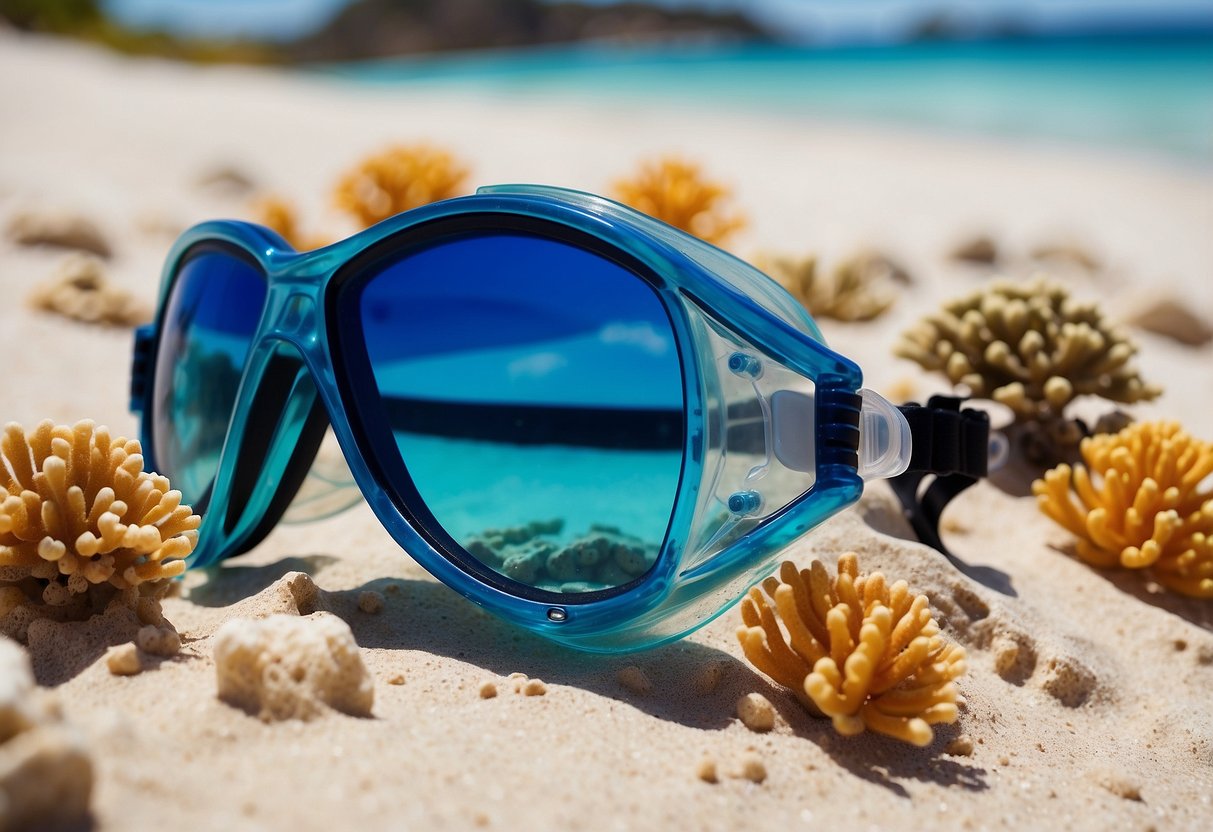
top-left (0, 0), bottom-right (103, 33)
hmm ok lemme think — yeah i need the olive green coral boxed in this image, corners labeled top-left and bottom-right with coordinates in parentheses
top-left (757, 249), bottom-right (903, 323)
top-left (0, 421), bottom-right (199, 641)
top-left (896, 278), bottom-right (1160, 425)
top-left (737, 554), bottom-right (967, 746)
top-left (1033, 421), bottom-right (1213, 598)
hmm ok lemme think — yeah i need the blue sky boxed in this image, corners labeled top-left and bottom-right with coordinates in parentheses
top-left (102, 0), bottom-right (1213, 43)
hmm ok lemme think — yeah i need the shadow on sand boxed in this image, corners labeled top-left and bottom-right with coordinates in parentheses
top-left (858, 489), bottom-right (1017, 598)
top-left (183, 554), bottom-right (990, 788)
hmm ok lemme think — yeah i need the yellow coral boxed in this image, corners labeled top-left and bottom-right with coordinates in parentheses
top-left (737, 554), bottom-right (966, 746)
top-left (896, 278), bottom-right (1160, 424)
top-left (0, 421), bottom-right (199, 640)
top-left (611, 156), bottom-right (746, 246)
top-left (249, 195), bottom-right (329, 251)
top-left (333, 144), bottom-right (469, 229)
top-left (1033, 421), bottom-right (1213, 598)
top-left (757, 250), bottom-right (900, 322)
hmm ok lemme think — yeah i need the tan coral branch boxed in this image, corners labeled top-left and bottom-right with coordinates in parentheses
top-left (737, 554), bottom-right (966, 746)
top-left (1, 420), bottom-right (200, 641)
top-left (1033, 421), bottom-right (1213, 597)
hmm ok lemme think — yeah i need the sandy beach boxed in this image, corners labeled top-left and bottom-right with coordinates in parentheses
top-left (1, 28), bottom-right (1212, 831)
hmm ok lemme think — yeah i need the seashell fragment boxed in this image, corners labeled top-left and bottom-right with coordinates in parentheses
top-left (737, 554), bottom-right (967, 746)
top-left (1033, 421), bottom-right (1213, 597)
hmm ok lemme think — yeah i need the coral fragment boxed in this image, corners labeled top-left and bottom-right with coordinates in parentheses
top-left (29, 254), bottom-right (148, 327)
top-left (1, 637), bottom-right (94, 830)
top-left (1033, 421), bottom-right (1213, 597)
top-left (758, 250), bottom-right (900, 322)
top-left (737, 554), bottom-right (967, 747)
top-left (1, 420), bottom-right (199, 642)
top-left (333, 144), bottom-right (469, 228)
top-left (213, 613), bottom-right (374, 721)
top-left (249, 194), bottom-right (330, 251)
top-left (611, 156), bottom-right (745, 245)
top-left (896, 278), bottom-right (1160, 428)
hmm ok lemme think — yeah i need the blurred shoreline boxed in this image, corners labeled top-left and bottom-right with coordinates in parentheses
top-left (314, 36), bottom-right (1213, 164)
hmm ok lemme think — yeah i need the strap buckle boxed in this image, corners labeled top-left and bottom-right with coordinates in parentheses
top-left (888, 395), bottom-right (991, 556)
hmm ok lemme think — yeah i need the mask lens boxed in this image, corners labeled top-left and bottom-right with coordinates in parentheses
top-left (152, 246), bottom-right (267, 507)
top-left (355, 231), bottom-right (684, 594)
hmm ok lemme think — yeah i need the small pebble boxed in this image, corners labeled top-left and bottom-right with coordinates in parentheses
top-left (357, 590), bottom-right (384, 614)
top-left (617, 665), bottom-right (651, 695)
top-left (736, 753), bottom-right (767, 784)
top-left (736, 693), bottom-right (775, 732)
top-left (945, 734), bottom-right (975, 757)
top-left (695, 757), bottom-right (718, 784)
top-left (1097, 773), bottom-right (1143, 802)
top-left (387, 673), bottom-right (405, 686)
top-left (522, 679), bottom-right (548, 697)
top-left (507, 672), bottom-right (527, 693)
top-left (693, 661), bottom-right (725, 694)
top-left (136, 624), bottom-right (181, 657)
top-left (106, 643), bottom-right (142, 676)
top-left (479, 681), bottom-right (498, 699)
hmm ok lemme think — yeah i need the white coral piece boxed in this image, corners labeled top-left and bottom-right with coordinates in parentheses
top-left (214, 613), bottom-right (374, 722)
top-left (1, 637), bottom-right (94, 830)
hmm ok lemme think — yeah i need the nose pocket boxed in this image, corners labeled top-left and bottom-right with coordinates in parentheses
top-left (223, 344), bottom-right (331, 555)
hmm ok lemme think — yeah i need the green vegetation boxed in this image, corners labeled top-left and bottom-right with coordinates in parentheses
top-left (0, 0), bottom-right (770, 65)
top-left (0, 0), bottom-right (279, 64)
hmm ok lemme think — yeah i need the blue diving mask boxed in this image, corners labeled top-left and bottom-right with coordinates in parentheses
top-left (130, 185), bottom-right (989, 652)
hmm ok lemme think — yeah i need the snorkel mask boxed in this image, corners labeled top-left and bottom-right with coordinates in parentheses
top-left (130, 185), bottom-right (989, 652)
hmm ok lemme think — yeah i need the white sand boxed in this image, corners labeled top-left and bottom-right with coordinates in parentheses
top-left (1, 29), bottom-right (1212, 831)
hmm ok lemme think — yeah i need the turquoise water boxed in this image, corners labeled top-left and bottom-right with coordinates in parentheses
top-left (316, 37), bottom-right (1213, 161)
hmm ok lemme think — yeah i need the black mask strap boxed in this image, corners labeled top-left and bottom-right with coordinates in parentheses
top-left (887, 395), bottom-right (990, 556)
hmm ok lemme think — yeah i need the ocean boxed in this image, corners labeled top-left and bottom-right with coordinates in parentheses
top-left (315, 36), bottom-right (1213, 162)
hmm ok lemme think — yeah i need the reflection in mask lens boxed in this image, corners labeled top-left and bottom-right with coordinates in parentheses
top-left (152, 248), bottom-right (266, 507)
top-left (357, 232), bottom-right (685, 594)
